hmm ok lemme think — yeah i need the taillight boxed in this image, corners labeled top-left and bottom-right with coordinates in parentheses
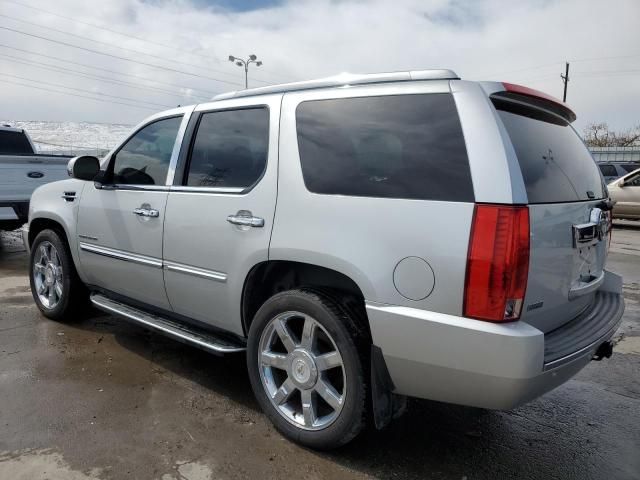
top-left (464, 204), bottom-right (530, 322)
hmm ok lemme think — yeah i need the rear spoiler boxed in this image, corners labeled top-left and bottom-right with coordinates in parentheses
top-left (490, 82), bottom-right (577, 124)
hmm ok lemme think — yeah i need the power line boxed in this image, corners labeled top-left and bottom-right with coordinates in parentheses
top-left (0, 0), bottom-right (292, 83)
top-left (0, 43), bottom-right (217, 96)
top-left (472, 62), bottom-right (561, 79)
top-left (0, 12), bottom-right (272, 85)
top-left (0, 72), bottom-right (174, 108)
top-left (575, 68), bottom-right (640, 76)
top-left (0, 78), bottom-right (159, 111)
top-left (572, 53), bottom-right (640, 63)
top-left (0, 26), bottom-right (246, 87)
top-left (475, 51), bottom-right (640, 80)
top-left (0, 53), bottom-right (210, 100)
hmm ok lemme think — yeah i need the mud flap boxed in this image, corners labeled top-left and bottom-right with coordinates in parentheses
top-left (371, 345), bottom-right (407, 429)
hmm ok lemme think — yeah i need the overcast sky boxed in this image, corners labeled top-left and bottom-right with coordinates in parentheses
top-left (1, 0), bottom-right (639, 131)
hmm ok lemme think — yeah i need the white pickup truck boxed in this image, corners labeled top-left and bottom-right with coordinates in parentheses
top-left (0, 125), bottom-right (70, 230)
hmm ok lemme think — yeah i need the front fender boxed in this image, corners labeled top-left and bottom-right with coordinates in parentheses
top-left (29, 179), bottom-right (88, 281)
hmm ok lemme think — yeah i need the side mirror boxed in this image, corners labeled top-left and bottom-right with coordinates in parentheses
top-left (67, 156), bottom-right (100, 181)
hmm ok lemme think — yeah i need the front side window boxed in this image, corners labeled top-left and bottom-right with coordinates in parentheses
top-left (111, 116), bottom-right (182, 185)
top-left (626, 172), bottom-right (640, 187)
top-left (295, 94), bottom-right (473, 201)
top-left (185, 108), bottom-right (269, 189)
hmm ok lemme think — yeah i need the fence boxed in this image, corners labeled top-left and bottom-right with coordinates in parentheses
top-left (589, 146), bottom-right (640, 163)
top-left (33, 141), bottom-right (111, 158)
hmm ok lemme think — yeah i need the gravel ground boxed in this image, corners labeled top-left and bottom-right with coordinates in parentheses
top-left (0, 223), bottom-right (638, 480)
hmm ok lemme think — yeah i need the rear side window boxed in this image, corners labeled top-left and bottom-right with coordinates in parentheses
top-left (0, 130), bottom-right (34, 154)
top-left (496, 110), bottom-right (605, 203)
top-left (598, 164), bottom-right (618, 177)
top-left (296, 94), bottom-right (473, 201)
top-left (186, 108), bottom-right (269, 189)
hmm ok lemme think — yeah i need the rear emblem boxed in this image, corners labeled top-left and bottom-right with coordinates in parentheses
top-left (27, 171), bottom-right (44, 178)
top-left (527, 301), bottom-right (544, 312)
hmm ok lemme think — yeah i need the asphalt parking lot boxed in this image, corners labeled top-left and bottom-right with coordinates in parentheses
top-left (1, 224), bottom-right (639, 480)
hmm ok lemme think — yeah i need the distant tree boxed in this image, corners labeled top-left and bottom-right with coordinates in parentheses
top-left (583, 122), bottom-right (640, 147)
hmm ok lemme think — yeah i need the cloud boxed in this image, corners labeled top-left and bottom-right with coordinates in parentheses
top-left (1, 0), bottom-right (638, 129)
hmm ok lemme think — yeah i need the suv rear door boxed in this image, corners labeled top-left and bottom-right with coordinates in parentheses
top-left (162, 95), bottom-right (281, 336)
top-left (491, 91), bottom-right (610, 333)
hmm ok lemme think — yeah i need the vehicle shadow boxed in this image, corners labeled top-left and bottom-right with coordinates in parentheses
top-left (74, 307), bottom-right (260, 413)
top-left (58, 308), bottom-right (632, 480)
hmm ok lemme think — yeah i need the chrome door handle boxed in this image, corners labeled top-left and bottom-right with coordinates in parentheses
top-left (133, 207), bottom-right (159, 218)
top-left (227, 210), bottom-right (264, 228)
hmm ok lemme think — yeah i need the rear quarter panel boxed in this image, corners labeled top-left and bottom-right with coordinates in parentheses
top-left (271, 82), bottom-right (476, 316)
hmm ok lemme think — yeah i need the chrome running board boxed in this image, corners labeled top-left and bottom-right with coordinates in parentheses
top-left (90, 293), bottom-right (245, 354)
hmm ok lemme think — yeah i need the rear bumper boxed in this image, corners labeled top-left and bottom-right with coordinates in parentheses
top-left (367, 271), bottom-right (624, 410)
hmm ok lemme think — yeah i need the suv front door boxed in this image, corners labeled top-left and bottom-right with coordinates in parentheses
top-left (162, 96), bottom-right (281, 336)
top-left (76, 108), bottom-right (192, 309)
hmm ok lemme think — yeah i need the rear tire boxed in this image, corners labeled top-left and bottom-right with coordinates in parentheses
top-left (247, 288), bottom-right (368, 450)
top-left (29, 229), bottom-right (88, 321)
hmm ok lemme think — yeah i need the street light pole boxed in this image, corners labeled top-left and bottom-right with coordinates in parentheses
top-left (228, 54), bottom-right (263, 89)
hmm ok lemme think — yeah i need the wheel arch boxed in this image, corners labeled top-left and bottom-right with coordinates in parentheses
top-left (28, 213), bottom-right (86, 282)
top-left (29, 215), bottom-right (70, 248)
top-left (241, 260), bottom-right (371, 339)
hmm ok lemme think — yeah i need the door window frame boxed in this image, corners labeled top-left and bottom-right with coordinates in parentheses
top-left (101, 108), bottom-right (193, 191)
top-left (172, 104), bottom-right (270, 195)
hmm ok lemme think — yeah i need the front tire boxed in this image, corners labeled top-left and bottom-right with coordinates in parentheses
top-left (247, 288), bottom-right (368, 449)
top-left (29, 229), bottom-right (88, 321)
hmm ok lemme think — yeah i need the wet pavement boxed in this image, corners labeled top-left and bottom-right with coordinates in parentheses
top-left (1, 225), bottom-right (639, 480)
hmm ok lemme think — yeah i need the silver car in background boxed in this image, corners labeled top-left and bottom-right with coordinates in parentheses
top-left (24, 70), bottom-right (624, 449)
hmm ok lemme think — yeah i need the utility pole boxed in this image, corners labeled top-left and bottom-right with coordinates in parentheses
top-left (228, 54), bottom-right (263, 89)
top-left (560, 62), bottom-right (570, 102)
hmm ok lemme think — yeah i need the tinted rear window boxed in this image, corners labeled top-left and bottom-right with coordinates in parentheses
top-left (598, 164), bottom-right (618, 177)
top-left (621, 163), bottom-right (640, 173)
top-left (296, 94), bottom-right (473, 201)
top-left (497, 110), bottom-right (605, 203)
top-left (0, 130), bottom-right (34, 154)
top-left (186, 108), bottom-right (269, 189)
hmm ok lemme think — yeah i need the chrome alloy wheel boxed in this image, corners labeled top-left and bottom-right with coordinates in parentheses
top-left (259, 311), bottom-right (346, 430)
top-left (33, 241), bottom-right (63, 309)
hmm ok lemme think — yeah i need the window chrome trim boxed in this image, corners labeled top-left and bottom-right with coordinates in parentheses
top-left (170, 186), bottom-right (245, 194)
top-left (107, 184), bottom-right (170, 192)
top-left (163, 261), bottom-right (227, 283)
top-left (79, 242), bottom-right (163, 268)
top-left (166, 107), bottom-right (195, 185)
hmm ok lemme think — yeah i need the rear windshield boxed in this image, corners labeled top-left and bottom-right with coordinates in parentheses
top-left (0, 130), bottom-right (34, 154)
top-left (296, 93), bottom-right (473, 202)
top-left (496, 109), bottom-right (605, 203)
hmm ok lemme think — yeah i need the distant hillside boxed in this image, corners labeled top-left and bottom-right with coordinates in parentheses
top-left (2, 120), bottom-right (133, 156)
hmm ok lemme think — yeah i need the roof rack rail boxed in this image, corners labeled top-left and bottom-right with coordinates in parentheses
top-left (213, 69), bottom-right (459, 100)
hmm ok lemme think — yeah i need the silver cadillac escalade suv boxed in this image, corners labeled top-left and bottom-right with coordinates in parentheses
top-left (24, 70), bottom-right (624, 449)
